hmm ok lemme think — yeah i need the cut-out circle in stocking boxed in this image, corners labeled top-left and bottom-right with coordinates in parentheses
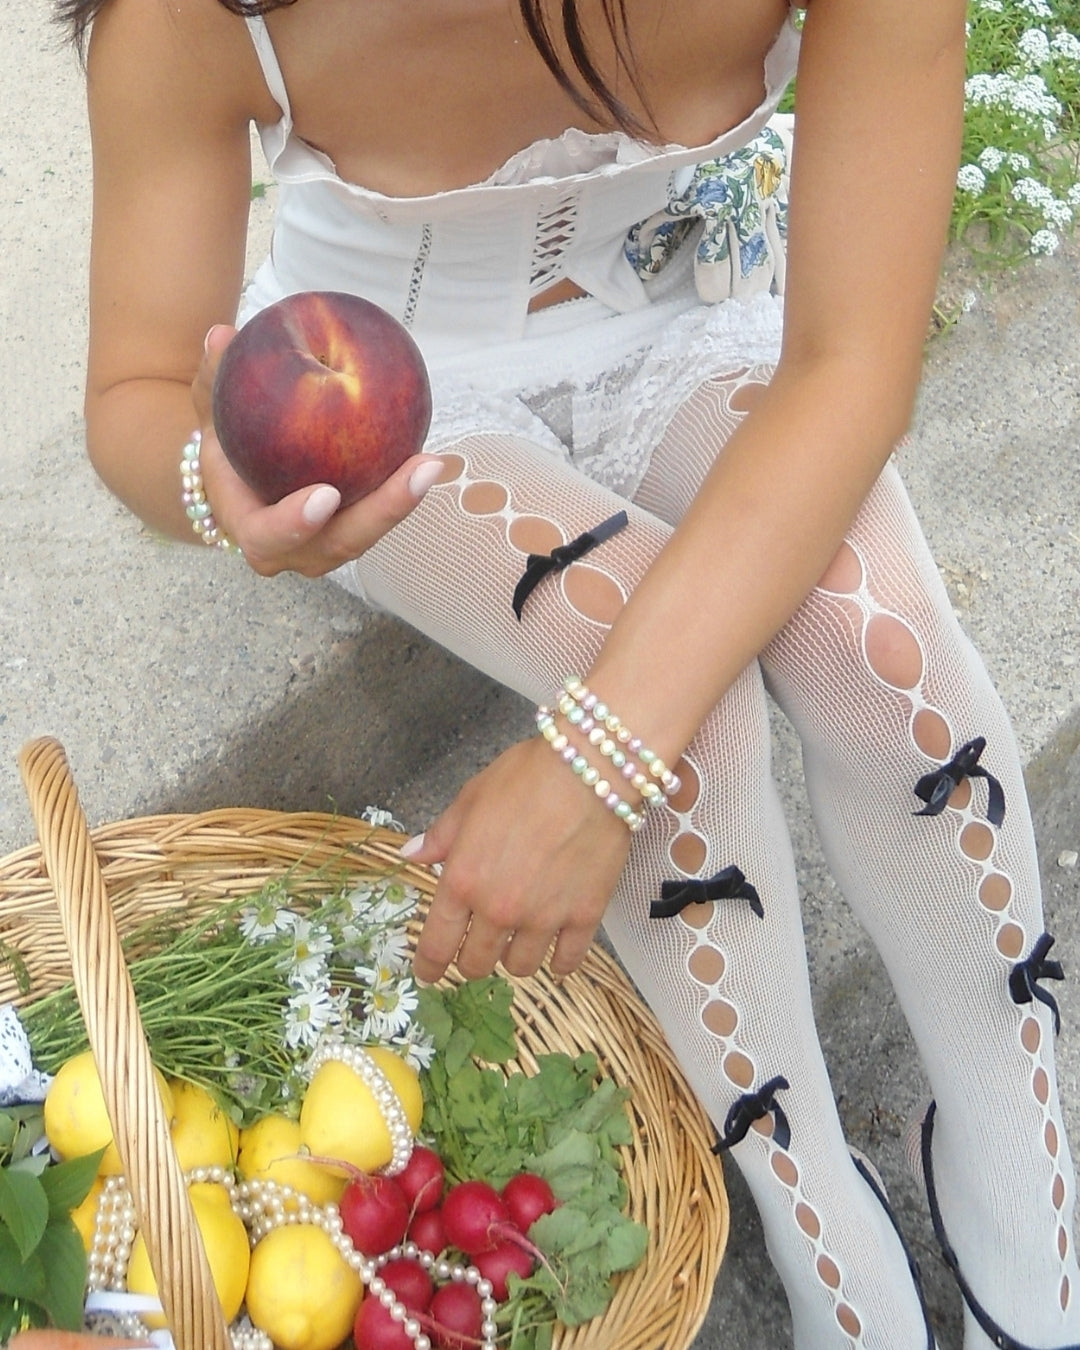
top-left (722, 1050), bottom-right (754, 1087)
top-left (728, 379), bottom-right (769, 414)
top-left (836, 1303), bottom-right (863, 1337)
top-left (1034, 1067), bottom-right (1050, 1104)
top-left (960, 822), bottom-right (995, 862)
top-left (688, 945), bottom-right (726, 984)
top-left (562, 563), bottom-right (625, 625)
top-left (669, 758), bottom-right (700, 813)
top-left (1022, 1017), bottom-right (1042, 1054)
top-left (461, 481), bottom-right (509, 514)
top-left (979, 872), bottom-right (1012, 911)
top-left (771, 1153), bottom-right (799, 1187)
top-left (434, 453), bottom-right (465, 483)
top-left (507, 515), bottom-right (564, 555)
top-left (912, 707), bottom-right (952, 759)
top-left (1063, 1275), bottom-right (1071, 1312)
top-left (702, 999), bottom-right (739, 1037)
top-left (688, 945), bottom-right (729, 988)
top-left (670, 831), bottom-right (708, 874)
top-left (995, 923), bottom-right (1024, 959)
top-left (796, 1202), bottom-right (821, 1239)
top-left (1054, 1174), bottom-right (1066, 1208)
top-left (816, 1254), bottom-right (841, 1289)
top-left (864, 612), bottom-right (925, 690)
top-left (1047, 1120), bottom-right (1060, 1157)
top-left (678, 902), bottom-right (713, 931)
top-left (1060, 1227), bottom-right (1070, 1260)
top-left (818, 540), bottom-right (864, 595)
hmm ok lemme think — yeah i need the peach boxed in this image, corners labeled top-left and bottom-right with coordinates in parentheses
top-left (213, 291), bottom-right (432, 507)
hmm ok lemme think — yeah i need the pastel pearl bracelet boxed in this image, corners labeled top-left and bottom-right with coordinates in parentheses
top-left (535, 707), bottom-right (644, 833)
top-left (181, 429), bottom-right (240, 552)
top-left (560, 674), bottom-right (681, 799)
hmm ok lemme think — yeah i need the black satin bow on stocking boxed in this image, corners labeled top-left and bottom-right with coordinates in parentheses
top-left (511, 510), bottom-right (628, 620)
top-left (714, 1075), bottom-right (791, 1152)
top-left (912, 736), bottom-right (1006, 826)
top-left (1009, 931), bottom-right (1065, 1035)
top-left (649, 864), bottom-right (764, 920)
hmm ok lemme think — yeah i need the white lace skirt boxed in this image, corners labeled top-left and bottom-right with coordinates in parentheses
top-left (424, 242), bottom-right (784, 499)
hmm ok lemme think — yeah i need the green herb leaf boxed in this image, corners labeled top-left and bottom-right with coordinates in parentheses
top-left (39, 1149), bottom-right (105, 1216)
top-left (34, 1219), bottom-right (87, 1331)
top-left (0, 1227), bottom-right (47, 1303)
top-left (0, 1169), bottom-right (49, 1263)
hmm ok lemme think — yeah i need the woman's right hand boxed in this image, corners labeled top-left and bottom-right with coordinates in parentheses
top-left (191, 325), bottom-right (445, 578)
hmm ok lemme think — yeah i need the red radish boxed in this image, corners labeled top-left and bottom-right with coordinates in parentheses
top-left (474, 1239), bottom-right (535, 1301)
top-left (380, 1256), bottom-right (434, 1312)
top-left (340, 1174), bottom-right (410, 1255)
top-left (396, 1145), bottom-right (446, 1213)
top-left (353, 1295), bottom-right (415, 1350)
top-left (441, 1179), bottom-right (549, 1274)
top-left (441, 1180), bottom-right (511, 1255)
top-left (501, 1173), bottom-right (557, 1232)
top-left (428, 1282), bottom-right (484, 1350)
top-left (409, 1205), bottom-right (447, 1254)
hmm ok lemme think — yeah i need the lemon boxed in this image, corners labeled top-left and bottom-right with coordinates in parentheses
top-left (44, 1049), bottom-right (175, 1175)
top-left (127, 1182), bottom-right (249, 1328)
top-left (299, 1048), bottom-right (422, 1174)
top-left (246, 1223), bottom-right (363, 1350)
top-left (70, 1176), bottom-right (104, 1253)
top-left (169, 1079), bottom-right (240, 1172)
top-left (237, 1114), bottom-right (345, 1207)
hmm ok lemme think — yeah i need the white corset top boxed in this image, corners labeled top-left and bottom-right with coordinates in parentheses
top-left (242, 14), bottom-right (800, 362)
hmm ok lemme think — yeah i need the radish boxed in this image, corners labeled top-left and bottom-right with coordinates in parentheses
top-left (396, 1145), bottom-right (446, 1214)
top-left (428, 1281), bottom-right (484, 1350)
top-left (501, 1172), bottom-right (557, 1232)
top-left (353, 1295), bottom-right (415, 1350)
top-left (409, 1204), bottom-right (447, 1254)
top-left (381, 1256), bottom-right (435, 1312)
top-left (440, 1180), bottom-right (511, 1255)
top-left (340, 1173), bottom-right (411, 1255)
top-left (474, 1238), bottom-right (535, 1301)
top-left (441, 1179), bottom-right (549, 1274)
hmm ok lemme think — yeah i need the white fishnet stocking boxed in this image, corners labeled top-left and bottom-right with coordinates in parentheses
top-left (331, 369), bottom-right (1077, 1348)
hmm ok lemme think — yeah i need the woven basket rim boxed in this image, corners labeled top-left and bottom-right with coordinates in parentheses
top-left (5, 749), bottom-right (728, 1350)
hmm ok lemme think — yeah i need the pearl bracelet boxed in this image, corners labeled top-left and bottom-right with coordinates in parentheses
top-left (535, 707), bottom-right (644, 832)
top-left (559, 674), bottom-right (681, 799)
top-left (180, 429), bottom-right (240, 552)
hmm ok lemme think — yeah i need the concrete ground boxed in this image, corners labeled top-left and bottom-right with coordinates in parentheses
top-left (2, 3), bottom-right (1079, 1346)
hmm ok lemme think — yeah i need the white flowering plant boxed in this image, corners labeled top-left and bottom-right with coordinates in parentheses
top-left (19, 870), bottom-right (435, 1125)
top-left (957, 0), bottom-right (1080, 259)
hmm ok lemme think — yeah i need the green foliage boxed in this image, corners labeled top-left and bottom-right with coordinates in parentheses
top-left (0, 1107), bottom-right (102, 1341)
top-left (417, 978), bottom-right (649, 1349)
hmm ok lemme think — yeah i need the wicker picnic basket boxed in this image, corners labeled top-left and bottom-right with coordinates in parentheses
top-left (0, 737), bottom-right (728, 1350)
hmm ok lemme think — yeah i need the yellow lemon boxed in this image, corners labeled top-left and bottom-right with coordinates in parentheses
top-left (127, 1182), bottom-right (249, 1328)
top-left (44, 1049), bottom-right (175, 1175)
top-left (169, 1079), bottom-right (240, 1172)
top-left (237, 1114), bottom-right (345, 1207)
top-left (299, 1049), bottom-right (421, 1175)
top-left (70, 1176), bottom-right (104, 1253)
top-left (246, 1223), bottom-right (362, 1350)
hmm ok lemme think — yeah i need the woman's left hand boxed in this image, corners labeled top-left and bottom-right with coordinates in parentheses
top-left (407, 737), bottom-right (632, 983)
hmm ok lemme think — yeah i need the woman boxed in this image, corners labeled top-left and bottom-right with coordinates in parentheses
top-left (57, 0), bottom-right (1079, 1345)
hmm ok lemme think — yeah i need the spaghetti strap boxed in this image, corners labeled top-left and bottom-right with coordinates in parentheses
top-left (244, 15), bottom-right (291, 120)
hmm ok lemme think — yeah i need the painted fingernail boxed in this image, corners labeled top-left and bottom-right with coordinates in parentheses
top-left (408, 460), bottom-right (444, 499)
top-left (302, 485), bottom-right (341, 526)
top-left (204, 324), bottom-right (226, 354)
top-left (400, 832), bottom-right (426, 858)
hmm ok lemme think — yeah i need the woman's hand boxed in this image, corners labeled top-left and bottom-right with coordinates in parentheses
top-left (407, 736), bottom-right (632, 983)
top-left (191, 325), bottom-right (445, 577)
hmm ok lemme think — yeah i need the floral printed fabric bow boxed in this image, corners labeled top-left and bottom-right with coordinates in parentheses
top-left (624, 118), bottom-right (792, 303)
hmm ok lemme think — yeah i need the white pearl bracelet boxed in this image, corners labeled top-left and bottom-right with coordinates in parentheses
top-left (181, 429), bottom-right (240, 552)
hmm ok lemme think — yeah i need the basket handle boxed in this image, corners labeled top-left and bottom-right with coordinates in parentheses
top-left (18, 737), bottom-right (232, 1350)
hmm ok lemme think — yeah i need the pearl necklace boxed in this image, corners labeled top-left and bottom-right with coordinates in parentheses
top-left (87, 1169), bottom-right (499, 1350)
top-left (306, 1037), bottom-right (416, 1177)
